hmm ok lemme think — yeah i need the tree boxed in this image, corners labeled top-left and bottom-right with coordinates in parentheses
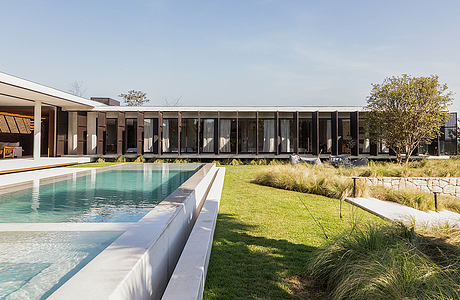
top-left (119, 90), bottom-right (150, 106)
top-left (68, 81), bottom-right (86, 97)
top-left (366, 74), bottom-right (453, 164)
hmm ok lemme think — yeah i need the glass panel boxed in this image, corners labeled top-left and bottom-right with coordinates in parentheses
top-left (126, 118), bottom-right (137, 152)
top-left (219, 119), bottom-right (235, 153)
top-left (144, 119), bottom-right (154, 153)
top-left (258, 119), bottom-right (275, 153)
top-left (319, 119), bottom-right (332, 154)
top-left (180, 119), bottom-right (198, 153)
top-left (162, 119), bottom-right (178, 152)
top-left (339, 119), bottom-right (351, 154)
top-left (106, 118), bottom-right (117, 154)
top-left (201, 119), bottom-right (215, 153)
top-left (280, 119), bottom-right (295, 153)
top-left (440, 113), bottom-right (458, 155)
top-left (238, 119), bottom-right (257, 153)
top-left (299, 118), bottom-right (312, 154)
top-left (359, 118), bottom-right (370, 153)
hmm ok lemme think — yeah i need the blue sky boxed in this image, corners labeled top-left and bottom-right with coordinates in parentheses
top-left (1, 0), bottom-right (459, 112)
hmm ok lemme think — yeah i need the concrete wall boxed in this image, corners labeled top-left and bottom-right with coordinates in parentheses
top-left (49, 163), bottom-right (218, 300)
top-left (361, 177), bottom-right (460, 197)
top-left (87, 112), bottom-right (97, 154)
top-left (67, 111), bottom-right (77, 154)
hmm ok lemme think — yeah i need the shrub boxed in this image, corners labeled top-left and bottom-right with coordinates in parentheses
top-left (254, 165), bottom-right (368, 200)
top-left (369, 185), bottom-right (460, 213)
top-left (309, 224), bottom-right (460, 300)
top-left (96, 157), bottom-right (105, 163)
top-left (116, 155), bottom-right (126, 163)
top-left (134, 155), bottom-right (145, 163)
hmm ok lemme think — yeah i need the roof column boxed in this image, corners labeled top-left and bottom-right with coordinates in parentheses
top-left (33, 101), bottom-right (41, 159)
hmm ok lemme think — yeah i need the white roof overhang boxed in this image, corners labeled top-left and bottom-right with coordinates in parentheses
top-left (0, 72), bottom-right (106, 110)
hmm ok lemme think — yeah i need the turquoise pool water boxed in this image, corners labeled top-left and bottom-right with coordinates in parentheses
top-left (0, 164), bottom-right (200, 223)
top-left (0, 231), bottom-right (122, 299)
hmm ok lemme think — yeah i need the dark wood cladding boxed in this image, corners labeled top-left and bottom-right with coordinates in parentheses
top-left (350, 111), bottom-right (359, 156)
top-left (177, 112), bottom-right (182, 155)
top-left (295, 112), bottom-right (299, 154)
top-left (117, 111), bottom-right (125, 155)
top-left (137, 111), bottom-right (144, 155)
top-left (312, 111), bottom-right (319, 155)
top-left (331, 111), bottom-right (339, 155)
top-left (275, 111), bottom-right (279, 155)
top-left (236, 111), bottom-right (239, 155)
top-left (216, 112), bottom-right (220, 155)
top-left (76, 112), bottom-right (87, 155)
top-left (256, 111), bottom-right (259, 155)
top-left (48, 109), bottom-right (55, 157)
top-left (97, 112), bottom-right (106, 155)
top-left (56, 108), bottom-right (68, 156)
top-left (197, 111), bottom-right (201, 154)
top-left (158, 112), bottom-right (163, 155)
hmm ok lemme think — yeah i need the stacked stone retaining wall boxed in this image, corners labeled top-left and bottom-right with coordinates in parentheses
top-left (361, 177), bottom-right (460, 197)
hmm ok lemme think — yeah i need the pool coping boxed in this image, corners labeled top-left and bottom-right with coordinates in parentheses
top-left (47, 162), bottom-right (218, 300)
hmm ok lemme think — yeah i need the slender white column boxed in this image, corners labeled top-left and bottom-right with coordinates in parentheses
top-left (33, 101), bottom-right (42, 160)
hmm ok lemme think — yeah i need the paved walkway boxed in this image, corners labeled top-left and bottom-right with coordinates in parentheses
top-left (346, 197), bottom-right (460, 228)
top-left (0, 157), bottom-right (91, 173)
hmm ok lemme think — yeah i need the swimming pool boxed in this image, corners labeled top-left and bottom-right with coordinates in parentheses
top-left (0, 164), bottom-right (201, 223)
top-left (0, 163), bottom-right (205, 299)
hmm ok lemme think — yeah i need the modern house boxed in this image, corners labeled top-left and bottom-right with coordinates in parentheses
top-left (0, 72), bottom-right (457, 160)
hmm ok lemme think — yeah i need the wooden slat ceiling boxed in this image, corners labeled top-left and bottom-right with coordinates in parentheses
top-left (0, 112), bottom-right (33, 134)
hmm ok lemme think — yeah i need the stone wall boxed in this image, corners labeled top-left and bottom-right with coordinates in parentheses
top-left (361, 177), bottom-right (460, 197)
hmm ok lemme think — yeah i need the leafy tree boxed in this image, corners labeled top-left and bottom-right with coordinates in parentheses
top-left (366, 74), bottom-right (453, 164)
top-left (119, 90), bottom-right (150, 106)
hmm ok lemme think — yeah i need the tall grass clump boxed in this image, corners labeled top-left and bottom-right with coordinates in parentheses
top-left (338, 159), bottom-right (460, 177)
top-left (254, 165), bottom-right (368, 200)
top-left (309, 224), bottom-right (460, 300)
top-left (116, 155), bottom-right (126, 163)
top-left (134, 155), bottom-right (145, 163)
top-left (369, 185), bottom-right (460, 212)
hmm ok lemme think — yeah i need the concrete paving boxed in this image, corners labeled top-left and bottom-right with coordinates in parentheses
top-left (346, 197), bottom-right (460, 228)
top-left (0, 156), bottom-right (91, 173)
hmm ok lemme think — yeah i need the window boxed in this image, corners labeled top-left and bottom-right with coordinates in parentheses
top-left (125, 118), bottom-right (137, 153)
top-left (319, 119), bottom-right (332, 154)
top-left (162, 119), bottom-right (178, 152)
top-left (299, 118), bottom-right (312, 154)
top-left (238, 119), bottom-right (257, 153)
top-left (181, 118), bottom-right (198, 153)
top-left (338, 119), bottom-right (351, 154)
top-left (258, 119), bottom-right (275, 153)
top-left (219, 119), bottom-right (236, 153)
top-left (279, 118), bottom-right (295, 153)
top-left (144, 119), bottom-right (156, 153)
top-left (440, 113), bottom-right (458, 155)
top-left (201, 119), bottom-right (215, 153)
top-left (359, 118), bottom-right (370, 154)
top-left (106, 118), bottom-right (117, 154)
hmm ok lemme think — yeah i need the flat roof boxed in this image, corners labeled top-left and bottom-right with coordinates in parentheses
top-left (0, 72), bottom-right (105, 109)
top-left (90, 105), bottom-right (367, 112)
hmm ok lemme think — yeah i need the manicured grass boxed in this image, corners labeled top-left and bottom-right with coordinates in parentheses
top-left (204, 166), bottom-right (385, 299)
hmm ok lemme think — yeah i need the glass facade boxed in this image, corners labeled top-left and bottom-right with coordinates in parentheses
top-left (258, 119), bottom-right (276, 153)
top-left (200, 119), bottom-right (215, 153)
top-left (319, 119), bottom-right (332, 154)
top-left (359, 118), bottom-right (370, 154)
top-left (162, 119), bottom-right (178, 152)
top-left (105, 118), bottom-right (117, 154)
top-left (299, 118), bottom-right (312, 154)
top-left (125, 118), bottom-right (137, 153)
top-left (238, 119), bottom-right (257, 153)
top-left (180, 118), bottom-right (198, 153)
top-left (219, 119), bottom-right (236, 153)
top-left (440, 113), bottom-right (457, 155)
top-left (279, 118), bottom-right (295, 153)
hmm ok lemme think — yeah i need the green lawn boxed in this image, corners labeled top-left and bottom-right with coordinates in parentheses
top-left (204, 165), bottom-right (386, 300)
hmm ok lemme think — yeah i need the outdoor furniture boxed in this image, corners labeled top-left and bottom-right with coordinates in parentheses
top-left (0, 142), bottom-right (23, 158)
top-left (2, 146), bottom-right (14, 158)
top-left (289, 154), bottom-right (323, 166)
top-left (329, 155), bottom-right (351, 167)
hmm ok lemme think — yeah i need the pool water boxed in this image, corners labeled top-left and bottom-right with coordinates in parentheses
top-left (0, 231), bottom-right (122, 300)
top-left (0, 164), bottom-right (200, 223)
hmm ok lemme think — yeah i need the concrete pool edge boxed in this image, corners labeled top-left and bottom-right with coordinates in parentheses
top-left (162, 167), bottom-right (225, 300)
top-left (48, 163), bottom-right (218, 300)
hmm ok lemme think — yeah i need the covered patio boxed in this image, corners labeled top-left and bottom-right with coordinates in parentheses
top-left (0, 71), bottom-right (104, 163)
